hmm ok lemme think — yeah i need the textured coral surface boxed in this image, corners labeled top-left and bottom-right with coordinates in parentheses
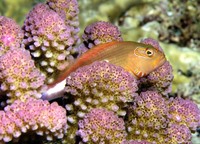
top-left (0, 0), bottom-right (200, 144)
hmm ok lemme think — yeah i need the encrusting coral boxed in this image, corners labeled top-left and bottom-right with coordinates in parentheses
top-left (0, 47), bottom-right (46, 104)
top-left (0, 16), bottom-right (24, 56)
top-left (77, 108), bottom-right (127, 144)
top-left (0, 97), bottom-right (67, 142)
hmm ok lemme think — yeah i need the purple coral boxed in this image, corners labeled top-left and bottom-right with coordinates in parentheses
top-left (126, 91), bottom-right (169, 143)
top-left (77, 108), bottom-right (126, 143)
top-left (78, 21), bottom-right (123, 55)
top-left (167, 124), bottom-right (192, 144)
top-left (65, 61), bottom-right (138, 116)
top-left (22, 3), bottom-right (78, 84)
top-left (167, 97), bottom-right (200, 131)
top-left (140, 38), bottom-right (163, 52)
top-left (46, 0), bottom-right (79, 27)
top-left (139, 38), bottom-right (173, 96)
top-left (139, 61), bottom-right (173, 95)
top-left (0, 16), bottom-right (23, 56)
top-left (64, 61), bottom-right (137, 142)
top-left (83, 21), bottom-right (123, 46)
top-left (0, 98), bottom-right (67, 142)
top-left (0, 48), bottom-right (46, 104)
top-left (122, 140), bottom-right (152, 144)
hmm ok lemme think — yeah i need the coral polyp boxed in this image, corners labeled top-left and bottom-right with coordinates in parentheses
top-left (0, 16), bottom-right (23, 56)
top-left (77, 108), bottom-right (126, 143)
top-left (0, 48), bottom-right (46, 104)
top-left (22, 3), bottom-right (78, 84)
top-left (0, 0), bottom-right (200, 143)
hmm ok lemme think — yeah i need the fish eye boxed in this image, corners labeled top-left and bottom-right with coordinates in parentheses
top-left (146, 49), bottom-right (154, 57)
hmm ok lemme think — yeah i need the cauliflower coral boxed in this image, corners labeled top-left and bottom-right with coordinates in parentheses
top-left (0, 98), bottom-right (67, 142)
top-left (0, 16), bottom-right (23, 56)
top-left (0, 48), bottom-right (46, 104)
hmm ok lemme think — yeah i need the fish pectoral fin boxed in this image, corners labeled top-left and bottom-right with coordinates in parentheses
top-left (102, 59), bottom-right (110, 62)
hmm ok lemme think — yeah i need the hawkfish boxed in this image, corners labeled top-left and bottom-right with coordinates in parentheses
top-left (42, 41), bottom-right (166, 100)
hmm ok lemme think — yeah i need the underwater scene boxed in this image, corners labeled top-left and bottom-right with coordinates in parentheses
top-left (0, 0), bottom-right (200, 143)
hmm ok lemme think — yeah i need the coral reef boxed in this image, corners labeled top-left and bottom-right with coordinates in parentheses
top-left (0, 48), bottom-right (46, 104)
top-left (0, 98), bottom-right (67, 142)
top-left (126, 91), bottom-right (198, 144)
top-left (77, 108), bottom-right (126, 143)
top-left (139, 38), bottom-right (173, 96)
top-left (122, 140), bottom-right (152, 144)
top-left (78, 21), bottom-right (123, 56)
top-left (167, 97), bottom-right (200, 131)
top-left (140, 0), bottom-right (200, 49)
top-left (126, 91), bottom-right (169, 143)
top-left (0, 0), bottom-right (200, 143)
top-left (22, 3), bottom-right (79, 84)
top-left (63, 61), bottom-right (138, 143)
top-left (0, 16), bottom-right (23, 56)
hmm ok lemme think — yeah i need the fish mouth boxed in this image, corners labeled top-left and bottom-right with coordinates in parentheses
top-left (158, 54), bottom-right (166, 67)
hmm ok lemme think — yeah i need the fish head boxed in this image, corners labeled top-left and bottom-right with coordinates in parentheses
top-left (128, 44), bottom-right (166, 78)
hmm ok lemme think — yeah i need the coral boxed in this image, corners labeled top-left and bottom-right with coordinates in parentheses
top-left (46, 0), bottom-right (80, 47)
top-left (0, 98), bottom-right (67, 142)
top-left (0, 16), bottom-right (23, 56)
top-left (126, 91), bottom-right (169, 143)
top-left (82, 21), bottom-right (123, 47)
top-left (22, 3), bottom-right (78, 84)
top-left (46, 0), bottom-right (79, 29)
top-left (139, 61), bottom-right (173, 96)
top-left (78, 21), bottom-right (123, 56)
top-left (126, 90), bottom-right (200, 144)
top-left (0, 48), bottom-right (46, 104)
top-left (167, 97), bottom-right (200, 131)
top-left (140, 38), bottom-right (163, 52)
top-left (122, 140), bottom-right (152, 144)
top-left (166, 124), bottom-right (192, 144)
top-left (65, 61), bottom-right (138, 116)
top-left (64, 61), bottom-right (138, 142)
top-left (77, 108), bottom-right (126, 144)
top-left (139, 38), bottom-right (173, 96)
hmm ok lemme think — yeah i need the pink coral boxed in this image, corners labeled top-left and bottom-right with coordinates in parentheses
top-left (139, 61), bottom-right (173, 96)
top-left (0, 16), bottom-right (23, 56)
top-left (77, 108), bottom-right (126, 143)
top-left (22, 3), bottom-right (78, 84)
top-left (0, 48), bottom-right (46, 104)
top-left (65, 61), bottom-right (138, 116)
top-left (167, 97), bottom-right (200, 131)
top-left (140, 38), bottom-right (163, 52)
top-left (78, 21), bottom-right (123, 55)
top-left (64, 61), bottom-right (137, 143)
top-left (83, 21), bottom-right (123, 46)
top-left (139, 38), bottom-right (173, 96)
top-left (167, 124), bottom-right (192, 144)
top-left (126, 91), bottom-right (169, 143)
top-left (122, 140), bottom-right (152, 144)
top-left (0, 98), bottom-right (67, 142)
top-left (46, 0), bottom-right (79, 29)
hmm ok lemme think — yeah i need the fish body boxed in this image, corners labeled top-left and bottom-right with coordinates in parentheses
top-left (42, 41), bottom-right (166, 100)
